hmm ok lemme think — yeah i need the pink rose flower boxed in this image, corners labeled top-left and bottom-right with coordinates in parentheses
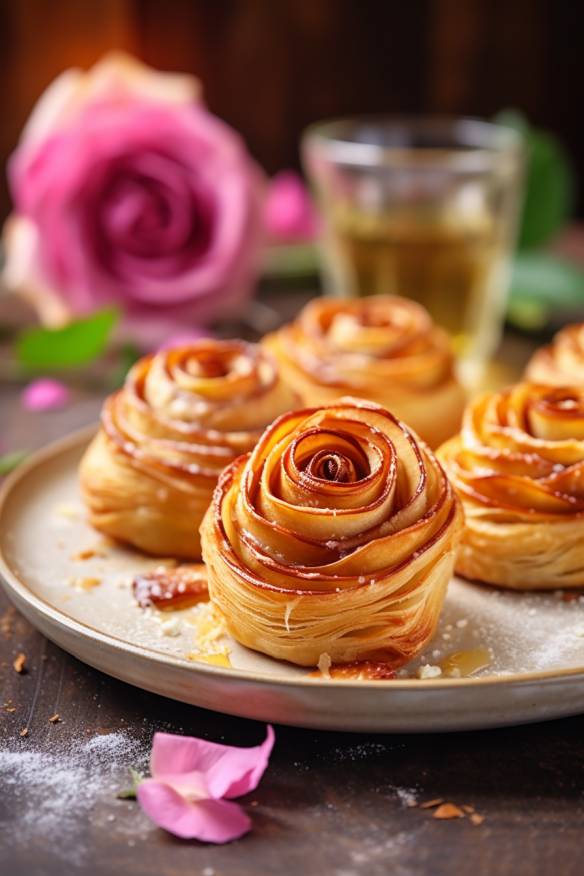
top-left (4, 53), bottom-right (265, 345)
top-left (264, 170), bottom-right (319, 242)
top-left (136, 726), bottom-right (275, 843)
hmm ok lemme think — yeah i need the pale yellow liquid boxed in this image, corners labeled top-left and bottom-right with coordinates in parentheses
top-left (324, 206), bottom-right (510, 380)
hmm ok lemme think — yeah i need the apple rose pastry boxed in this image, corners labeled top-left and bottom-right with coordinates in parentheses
top-left (200, 398), bottom-right (463, 667)
top-left (438, 383), bottom-right (584, 590)
top-left (526, 322), bottom-right (584, 386)
top-left (80, 340), bottom-right (297, 559)
top-left (262, 295), bottom-right (465, 448)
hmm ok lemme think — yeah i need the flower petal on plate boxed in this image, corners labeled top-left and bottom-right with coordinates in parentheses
top-left (137, 779), bottom-right (251, 842)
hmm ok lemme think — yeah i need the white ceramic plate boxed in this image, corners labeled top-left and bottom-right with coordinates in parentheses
top-left (1, 428), bottom-right (584, 733)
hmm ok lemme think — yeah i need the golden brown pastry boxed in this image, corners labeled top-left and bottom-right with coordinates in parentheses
top-left (263, 295), bottom-right (465, 448)
top-left (80, 340), bottom-right (297, 559)
top-left (438, 383), bottom-right (584, 590)
top-left (526, 322), bottom-right (584, 386)
top-left (200, 398), bottom-right (463, 667)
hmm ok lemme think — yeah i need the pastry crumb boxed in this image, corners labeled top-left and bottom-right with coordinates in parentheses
top-left (19, 727), bottom-right (29, 737)
top-left (470, 813), bottom-right (485, 826)
top-left (159, 617), bottom-right (181, 638)
top-left (48, 713), bottom-right (61, 724)
top-left (418, 798), bottom-right (444, 809)
top-left (433, 802), bottom-right (464, 819)
top-left (70, 577), bottom-right (101, 591)
top-left (417, 664), bottom-right (442, 679)
top-left (53, 503), bottom-right (80, 519)
top-left (71, 547), bottom-right (104, 561)
top-left (13, 652), bottom-right (27, 674)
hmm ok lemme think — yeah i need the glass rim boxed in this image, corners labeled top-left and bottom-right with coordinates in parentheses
top-left (302, 114), bottom-right (524, 171)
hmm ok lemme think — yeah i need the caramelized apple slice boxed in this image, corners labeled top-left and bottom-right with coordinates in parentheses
top-left (133, 564), bottom-right (209, 611)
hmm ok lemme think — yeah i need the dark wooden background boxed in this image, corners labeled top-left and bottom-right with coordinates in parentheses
top-left (0, 0), bottom-right (582, 222)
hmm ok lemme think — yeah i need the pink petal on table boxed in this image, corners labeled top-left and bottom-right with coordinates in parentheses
top-left (265, 170), bottom-right (319, 242)
top-left (206, 725), bottom-right (275, 800)
top-left (150, 726), bottom-right (275, 800)
top-left (21, 378), bottom-right (70, 411)
top-left (137, 779), bottom-right (251, 842)
top-left (157, 328), bottom-right (211, 351)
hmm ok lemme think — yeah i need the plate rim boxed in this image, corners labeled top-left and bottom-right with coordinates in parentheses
top-left (2, 425), bottom-right (584, 693)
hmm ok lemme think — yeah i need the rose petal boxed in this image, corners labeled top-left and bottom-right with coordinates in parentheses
top-left (20, 69), bottom-right (84, 148)
top-left (207, 725), bottom-right (275, 800)
top-left (265, 170), bottom-right (319, 242)
top-left (137, 779), bottom-right (251, 842)
top-left (150, 726), bottom-right (275, 800)
top-left (9, 101), bottom-right (265, 319)
top-left (19, 54), bottom-right (200, 150)
top-left (21, 378), bottom-right (70, 411)
top-left (2, 216), bottom-right (72, 327)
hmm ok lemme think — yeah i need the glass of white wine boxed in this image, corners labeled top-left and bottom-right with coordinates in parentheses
top-left (302, 116), bottom-right (524, 385)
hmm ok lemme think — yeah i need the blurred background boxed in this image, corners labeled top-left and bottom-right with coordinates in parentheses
top-left (0, 0), bottom-right (581, 219)
top-left (0, 0), bottom-right (583, 437)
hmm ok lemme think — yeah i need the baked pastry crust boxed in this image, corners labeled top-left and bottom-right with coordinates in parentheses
top-left (438, 382), bottom-right (584, 589)
top-left (263, 295), bottom-right (465, 448)
top-left (201, 397), bottom-right (463, 667)
top-left (526, 322), bottom-right (584, 386)
top-left (80, 340), bottom-right (297, 559)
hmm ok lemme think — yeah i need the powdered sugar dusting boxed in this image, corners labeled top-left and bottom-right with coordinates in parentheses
top-left (0, 731), bottom-right (151, 864)
top-left (395, 787), bottom-right (418, 808)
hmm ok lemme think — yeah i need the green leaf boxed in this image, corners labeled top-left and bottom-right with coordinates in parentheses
top-left (116, 766), bottom-right (144, 799)
top-left (0, 450), bottom-right (28, 476)
top-left (263, 242), bottom-right (319, 278)
top-left (108, 342), bottom-right (142, 390)
top-left (495, 109), bottom-right (530, 139)
top-left (507, 252), bottom-right (584, 331)
top-left (496, 110), bottom-right (574, 250)
top-left (116, 788), bottom-right (137, 800)
top-left (16, 308), bottom-right (119, 370)
top-left (519, 131), bottom-right (574, 250)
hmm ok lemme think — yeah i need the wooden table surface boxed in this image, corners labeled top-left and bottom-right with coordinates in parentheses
top-left (1, 326), bottom-right (584, 876)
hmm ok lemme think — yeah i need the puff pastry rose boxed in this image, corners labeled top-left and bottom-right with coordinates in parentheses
top-left (200, 398), bottom-right (463, 667)
top-left (263, 295), bottom-right (465, 448)
top-left (526, 322), bottom-right (584, 386)
top-left (80, 340), bottom-right (297, 559)
top-left (439, 383), bottom-right (584, 590)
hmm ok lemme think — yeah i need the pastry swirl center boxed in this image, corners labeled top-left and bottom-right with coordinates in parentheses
top-left (306, 450), bottom-right (358, 483)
